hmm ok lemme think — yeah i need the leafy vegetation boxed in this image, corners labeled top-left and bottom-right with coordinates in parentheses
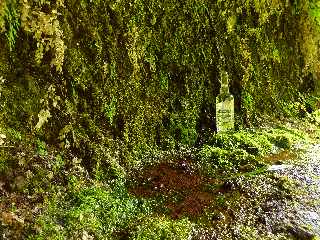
top-left (198, 146), bottom-right (257, 174)
top-left (197, 127), bottom-right (308, 176)
top-left (0, 0), bottom-right (319, 167)
top-left (33, 183), bottom-right (148, 239)
top-left (0, 0), bottom-right (320, 239)
top-left (131, 216), bottom-right (192, 240)
top-left (31, 181), bottom-right (192, 240)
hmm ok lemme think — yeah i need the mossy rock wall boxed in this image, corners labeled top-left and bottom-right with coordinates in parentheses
top-left (0, 0), bottom-right (319, 167)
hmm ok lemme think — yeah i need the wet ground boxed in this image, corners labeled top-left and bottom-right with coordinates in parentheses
top-left (129, 159), bottom-right (224, 218)
top-left (2, 140), bottom-right (320, 239)
top-left (264, 144), bottom-right (320, 238)
top-left (130, 144), bottom-right (320, 239)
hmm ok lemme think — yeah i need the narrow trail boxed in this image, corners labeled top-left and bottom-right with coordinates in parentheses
top-left (192, 144), bottom-right (320, 239)
top-left (271, 144), bottom-right (320, 237)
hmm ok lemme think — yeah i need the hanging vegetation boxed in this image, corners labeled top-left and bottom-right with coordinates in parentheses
top-left (0, 0), bottom-right (319, 169)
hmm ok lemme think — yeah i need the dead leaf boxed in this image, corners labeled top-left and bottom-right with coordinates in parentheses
top-left (1, 212), bottom-right (24, 225)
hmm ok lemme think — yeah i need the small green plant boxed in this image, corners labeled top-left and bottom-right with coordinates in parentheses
top-left (36, 139), bottom-right (47, 157)
top-left (276, 176), bottom-right (299, 195)
top-left (52, 154), bottom-right (65, 173)
top-left (6, 128), bottom-right (22, 141)
top-left (160, 71), bottom-right (169, 90)
top-left (131, 216), bottom-right (192, 240)
top-left (264, 127), bottom-right (307, 149)
top-left (169, 115), bottom-right (198, 147)
top-left (273, 135), bottom-right (292, 149)
top-left (309, 0), bottom-right (320, 27)
top-left (104, 96), bottom-right (117, 125)
top-left (32, 181), bottom-right (152, 239)
top-left (241, 91), bottom-right (254, 113)
top-left (4, 1), bottom-right (20, 51)
top-left (216, 195), bottom-right (226, 206)
top-left (199, 146), bottom-right (233, 170)
top-left (197, 145), bottom-right (257, 175)
top-left (0, 156), bottom-right (8, 173)
top-left (308, 109), bottom-right (320, 125)
top-left (208, 131), bottom-right (273, 156)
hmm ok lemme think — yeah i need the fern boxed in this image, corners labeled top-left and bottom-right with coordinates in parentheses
top-left (4, 1), bottom-right (20, 51)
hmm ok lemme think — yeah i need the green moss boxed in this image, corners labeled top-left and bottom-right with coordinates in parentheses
top-left (103, 96), bottom-right (117, 125)
top-left (52, 154), bottom-right (65, 173)
top-left (3, 2), bottom-right (317, 132)
top-left (208, 131), bottom-right (273, 156)
top-left (0, 3), bottom-right (319, 238)
top-left (197, 145), bottom-right (257, 175)
top-left (33, 182), bottom-right (152, 239)
top-left (3, 0), bottom-right (20, 51)
top-left (0, 155), bottom-right (8, 173)
top-left (264, 127), bottom-right (308, 149)
top-left (0, 0), bottom-right (318, 177)
top-left (198, 126), bottom-right (308, 176)
top-left (36, 139), bottom-right (47, 157)
top-left (6, 128), bottom-right (22, 141)
top-left (169, 114), bottom-right (199, 146)
top-left (131, 216), bottom-right (192, 240)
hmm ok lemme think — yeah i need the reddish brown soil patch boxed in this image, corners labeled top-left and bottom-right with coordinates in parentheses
top-left (129, 160), bottom-right (223, 219)
top-left (167, 191), bottom-right (214, 218)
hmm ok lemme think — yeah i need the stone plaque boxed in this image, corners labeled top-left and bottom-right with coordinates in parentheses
top-left (216, 97), bottom-right (234, 132)
top-left (216, 71), bottom-right (234, 132)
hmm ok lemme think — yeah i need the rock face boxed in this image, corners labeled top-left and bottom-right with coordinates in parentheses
top-left (0, 0), bottom-right (320, 165)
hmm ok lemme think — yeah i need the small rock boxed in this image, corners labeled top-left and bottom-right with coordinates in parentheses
top-left (217, 212), bottom-right (226, 221)
top-left (287, 225), bottom-right (316, 240)
top-left (82, 230), bottom-right (94, 240)
top-left (222, 180), bottom-right (237, 191)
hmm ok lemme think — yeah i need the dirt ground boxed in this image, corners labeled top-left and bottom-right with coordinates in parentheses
top-left (130, 145), bottom-right (320, 239)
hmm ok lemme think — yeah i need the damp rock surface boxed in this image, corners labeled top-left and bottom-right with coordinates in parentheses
top-left (130, 145), bottom-right (320, 239)
top-left (191, 144), bottom-right (320, 239)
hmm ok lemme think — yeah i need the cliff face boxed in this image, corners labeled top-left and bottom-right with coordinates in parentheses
top-left (0, 0), bottom-right (319, 167)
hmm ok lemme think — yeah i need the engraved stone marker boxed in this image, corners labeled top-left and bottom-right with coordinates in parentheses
top-left (216, 71), bottom-right (234, 132)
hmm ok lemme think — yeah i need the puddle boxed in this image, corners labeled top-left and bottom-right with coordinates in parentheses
top-left (267, 164), bottom-right (294, 171)
top-left (129, 160), bottom-right (224, 218)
